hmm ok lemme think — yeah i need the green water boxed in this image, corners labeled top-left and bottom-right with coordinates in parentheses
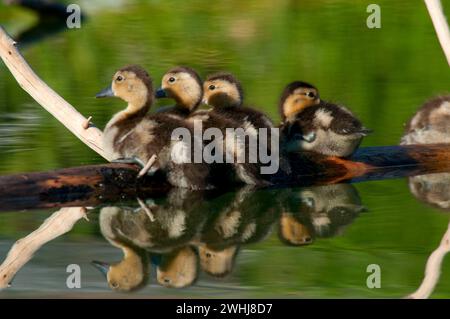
top-left (0, 0), bottom-right (450, 298)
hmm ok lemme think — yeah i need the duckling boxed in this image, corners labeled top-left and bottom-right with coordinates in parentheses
top-left (93, 206), bottom-right (149, 292)
top-left (279, 81), bottom-right (371, 157)
top-left (401, 95), bottom-right (450, 145)
top-left (155, 66), bottom-right (203, 119)
top-left (96, 65), bottom-right (213, 190)
top-left (408, 173), bottom-right (450, 211)
top-left (157, 246), bottom-right (198, 288)
top-left (278, 212), bottom-right (313, 246)
top-left (98, 190), bottom-right (207, 253)
top-left (157, 67), bottom-right (238, 185)
top-left (279, 184), bottom-right (365, 240)
top-left (197, 245), bottom-right (238, 278)
top-left (401, 96), bottom-right (450, 211)
top-left (203, 72), bottom-right (277, 185)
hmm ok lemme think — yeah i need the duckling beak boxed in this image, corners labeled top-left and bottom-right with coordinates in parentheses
top-left (155, 88), bottom-right (168, 98)
top-left (91, 260), bottom-right (110, 278)
top-left (95, 85), bottom-right (114, 98)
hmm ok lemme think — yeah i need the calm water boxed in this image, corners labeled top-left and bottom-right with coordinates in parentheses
top-left (1, 0), bottom-right (450, 298)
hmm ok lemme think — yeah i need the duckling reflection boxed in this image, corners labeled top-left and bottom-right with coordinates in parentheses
top-left (98, 189), bottom-right (206, 252)
top-left (197, 245), bottom-right (238, 278)
top-left (278, 184), bottom-right (366, 244)
top-left (95, 184), bottom-right (364, 288)
top-left (402, 95), bottom-right (450, 211)
top-left (197, 186), bottom-right (279, 277)
top-left (156, 246), bottom-right (198, 288)
top-left (94, 206), bottom-right (150, 292)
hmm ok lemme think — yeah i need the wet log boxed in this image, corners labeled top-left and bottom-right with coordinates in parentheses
top-left (1, 143), bottom-right (450, 212)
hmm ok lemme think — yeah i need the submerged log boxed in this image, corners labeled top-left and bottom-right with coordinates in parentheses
top-left (2, 143), bottom-right (450, 212)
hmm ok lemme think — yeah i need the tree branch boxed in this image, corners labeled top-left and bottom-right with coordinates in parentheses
top-left (0, 207), bottom-right (88, 289)
top-left (0, 26), bottom-right (110, 160)
top-left (407, 221), bottom-right (450, 299)
top-left (425, 0), bottom-right (450, 66)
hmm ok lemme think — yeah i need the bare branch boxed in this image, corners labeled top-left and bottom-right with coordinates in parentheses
top-left (0, 26), bottom-right (110, 160)
top-left (407, 221), bottom-right (450, 299)
top-left (0, 207), bottom-right (88, 289)
top-left (425, 0), bottom-right (450, 66)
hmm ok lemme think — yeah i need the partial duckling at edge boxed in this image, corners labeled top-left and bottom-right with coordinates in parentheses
top-left (401, 95), bottom-right (450, 145)
top-left (96, 65), bottom-right (213, 190)
top-left (279, 81), bottom-right (371, 157)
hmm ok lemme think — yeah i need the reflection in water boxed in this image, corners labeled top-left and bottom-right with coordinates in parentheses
top-left (402, 96), bottom-right (450, 299)
top-left (0, 207), bottom-right (87, 289)
top-left (409, 173), bottom-right (450, 211)
top-left (93, 183), bottom-right (365, 291)
top-left (403, 96), bottom-right (450, 212)
top-left (279, 184), bottom-right (366, 246)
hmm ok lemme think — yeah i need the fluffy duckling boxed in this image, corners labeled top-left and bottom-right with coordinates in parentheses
top-left (157, 246), bottom-right (198, 288)
top-left (203, 72), bottom-right (276, 185)
top-left (96, 65), bottom-right (213, 190)
top-left (98, 190), bottom-right (207, 253)
top-left (401, 95), bottom-right (450, 145)
top-left (155, 66), bottom-right (203, 119)
top-left (197, 245), bottom-right (238, 278)
top-left (93, 206), bottom-right (149, 292)
top-left (279, 184), bottom-right (365, 241)
top-left (157, 67), bottom-right (240, 185)
top-left (279, 81), bottom-right (371, 157)
top-left (278, 212), bottom-right (313, 246)
top-left (408, 173), bottom-right (450, 211)
top-left (402, 96), bottom-right (450, 212)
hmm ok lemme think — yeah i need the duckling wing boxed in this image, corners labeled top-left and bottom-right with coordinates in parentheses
top-left (324, 104), bottom-right (371, 136)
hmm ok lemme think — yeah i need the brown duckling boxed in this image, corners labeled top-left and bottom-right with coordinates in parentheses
top-left (278, 184), bottom-right (365, 242)
top-left (402, 96), bottom-right (450, 212)
top-left (93, 206), bottom-right (150, 292)
top-left (203, 72), bottom-right (277, 185)
top-left (96, 65), bottom-right (213, 190)
top-left (279, 81), bottom-right (371, 157)
top-left (155, 66), bottom-right (203, 119)
top-left (401, 95), bottom-right (450, 145)
top-left (156, 68), bottom-right (240, 186)
top-left (157, 246), bottom-right (198, 288)
top-left (197, 245), bottom-right (238, 278)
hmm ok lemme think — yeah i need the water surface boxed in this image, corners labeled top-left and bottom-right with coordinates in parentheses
top-left (0, 0), bottom-right (450, 298)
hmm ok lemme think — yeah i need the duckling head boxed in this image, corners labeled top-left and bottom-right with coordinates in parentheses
top-left (92, 250), bottom-right (149, 292)
top-left (96, 65), bottom-right (154, 112)
top-left (279, 81), bottom-right (320, 121)
top-left (278, 212), bottom-right (313, 246)
top-left (156, 66), bottom-right (203, 112)
top-left (198, 245), bottom-right (238, 277)
top-left (157, 246), bottom-right (198, 288)
top-left (203, 72), bottom-right (243, 108)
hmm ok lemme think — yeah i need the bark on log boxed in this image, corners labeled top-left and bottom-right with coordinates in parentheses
top-left (2, 143), bottom-right (450, 212)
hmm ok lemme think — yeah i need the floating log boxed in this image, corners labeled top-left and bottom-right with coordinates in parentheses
top-left (2, 143), bottom-right (450, 212)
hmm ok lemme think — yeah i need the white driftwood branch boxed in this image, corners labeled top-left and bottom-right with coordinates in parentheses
top-left (425, 0), bottom-right (450, 67)
top-left (0, 207), bottom-right (88, 289)
top-left (407, 221), bottom-right (450, 299)
top-left (0, 26), bottom-right (110, 160)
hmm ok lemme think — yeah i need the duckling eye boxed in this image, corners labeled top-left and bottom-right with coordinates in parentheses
top-left (306, 92), bottom-right (315, 98)
top-left (116, 75), bottom-right (124, 82)
top-left (168, 77), bottom-right (176, 83)
top-left (111, 282), bottom-right (119, 289)
top-left (208, 85), bottom-right (216, 90)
